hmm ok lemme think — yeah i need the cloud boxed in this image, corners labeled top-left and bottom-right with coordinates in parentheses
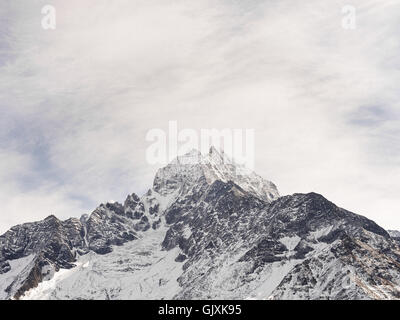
top-left (0, 0), bottom-right (399, 232)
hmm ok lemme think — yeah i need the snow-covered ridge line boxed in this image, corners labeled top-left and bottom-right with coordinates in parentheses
top-left (1, 147), bottom-right (400, 300)
top-left (154, 147), bottom-right (279, 202)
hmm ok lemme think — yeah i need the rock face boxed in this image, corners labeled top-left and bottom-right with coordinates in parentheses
top-left (388, 230), bottom-right (400, 245)
top-left (1, 148), bottom-right (400, 300)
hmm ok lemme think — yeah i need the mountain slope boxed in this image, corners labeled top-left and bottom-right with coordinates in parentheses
top-left (1, 148), bottom-right (399, 300)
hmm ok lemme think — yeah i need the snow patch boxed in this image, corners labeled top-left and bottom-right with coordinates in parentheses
top-left (279, 236), bottom-right (301, 251)
top-left (22, 227), bottom-right (184, 300)
top-left (0, 255), bottom-right (35, 300)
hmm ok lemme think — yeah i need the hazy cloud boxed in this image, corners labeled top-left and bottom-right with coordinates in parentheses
top-left (0, 0), bottom-right (399, 232)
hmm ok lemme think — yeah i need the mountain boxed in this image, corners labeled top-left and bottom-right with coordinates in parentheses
top-left (388, 230), bottom-right (400, 245)
top-left (1, 147), bottom-right (400, 300)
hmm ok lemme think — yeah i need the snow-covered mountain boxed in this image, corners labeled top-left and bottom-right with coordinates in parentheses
top-left (1, 147), bottom-right (400, 300)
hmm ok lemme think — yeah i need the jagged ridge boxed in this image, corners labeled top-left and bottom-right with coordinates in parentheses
top-left (1, 148), bottom-right (400, 300)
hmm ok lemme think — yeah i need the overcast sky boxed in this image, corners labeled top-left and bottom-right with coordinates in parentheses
top-left (0, 0), bottom-right (399, 233)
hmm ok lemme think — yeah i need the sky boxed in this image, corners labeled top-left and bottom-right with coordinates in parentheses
top-left (0, 0), bottom-right (399, 233)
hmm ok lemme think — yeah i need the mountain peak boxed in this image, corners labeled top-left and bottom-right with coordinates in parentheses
top-left (208, 145), bottom-right (222, 157)
top-left (2, 145), bottom-right (400, 300)
top-left (206, 146), bottom-right (229, 165)
top-left (209, 145), bottom-right (218, 153)
top-left (153, 146), bottom-right (279, 202)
